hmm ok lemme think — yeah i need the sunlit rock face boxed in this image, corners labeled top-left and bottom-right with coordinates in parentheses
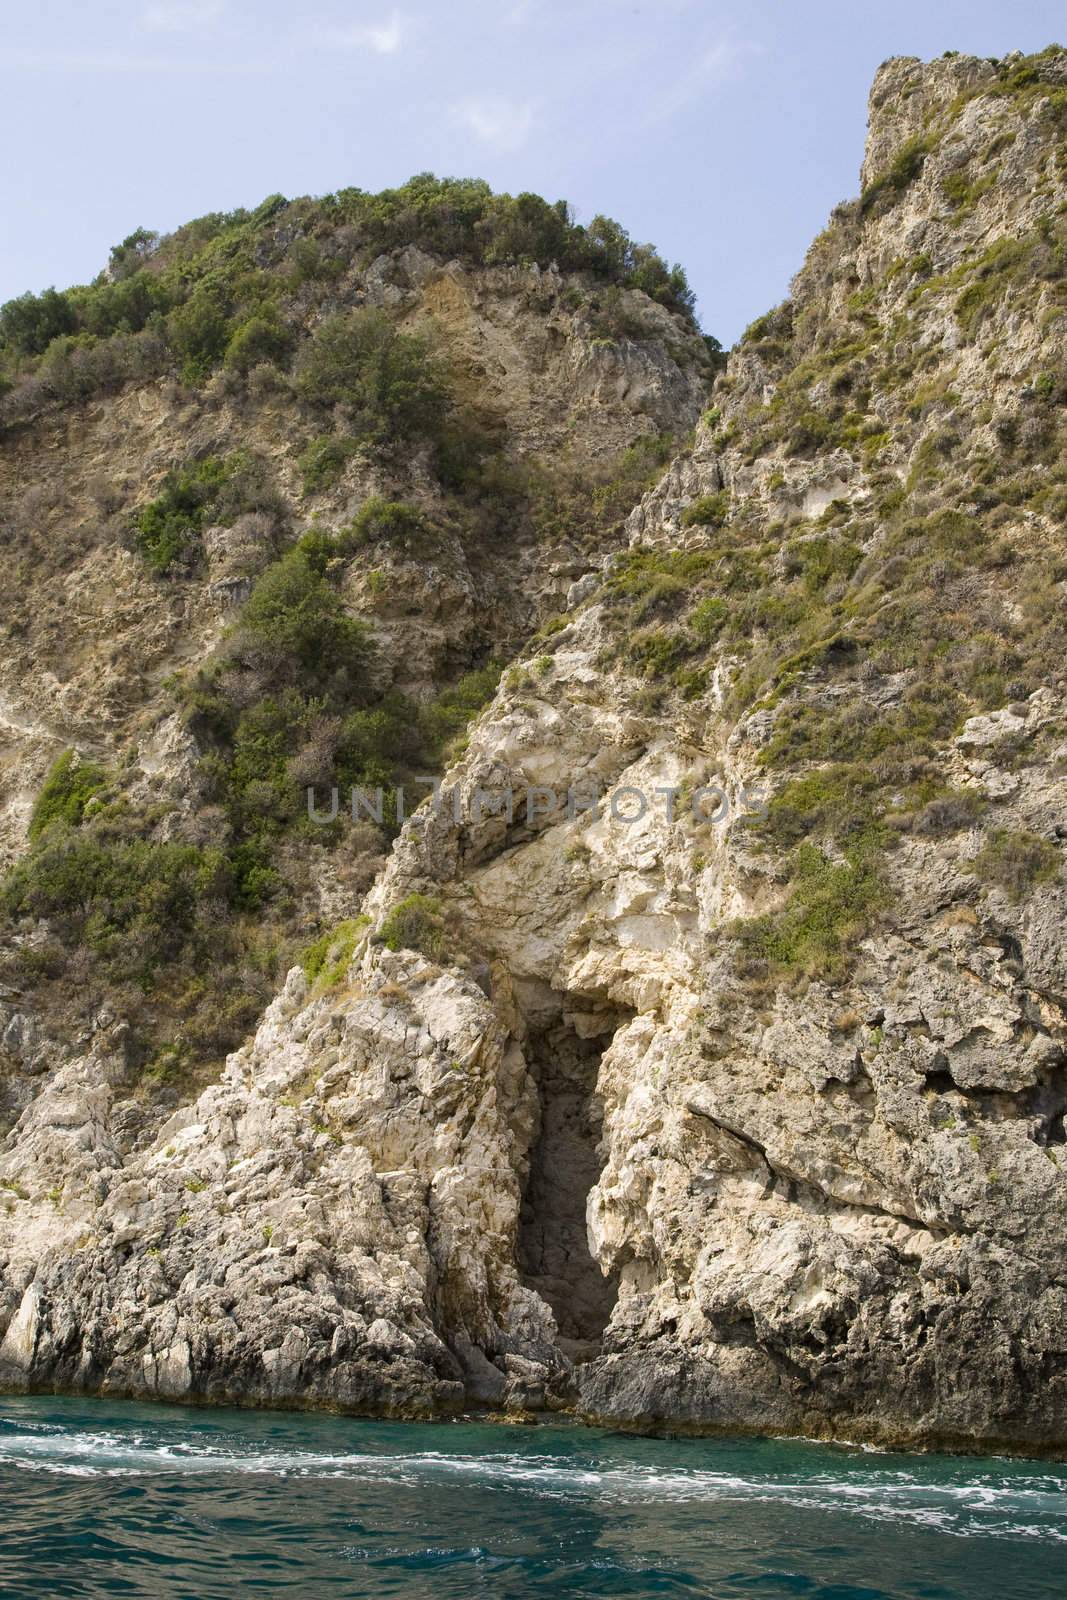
top-left (3, 50), bottom-right (1067, 1455)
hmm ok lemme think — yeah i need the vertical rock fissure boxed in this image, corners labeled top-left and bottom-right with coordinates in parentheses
top-left (517, 1016), bottom-right (619, 1362)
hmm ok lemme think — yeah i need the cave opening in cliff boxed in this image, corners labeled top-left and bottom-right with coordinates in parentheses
top-left (517, 1011), bottom-right (621, 1361)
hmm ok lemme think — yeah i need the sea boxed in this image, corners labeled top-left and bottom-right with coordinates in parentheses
top-left (0, 1396), bottom-right (1064, 1598)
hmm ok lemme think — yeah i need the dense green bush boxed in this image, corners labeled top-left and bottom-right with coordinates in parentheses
top-left (241, 546), bottom-right (371, 677)
top-left (301, 917), bottom-right (367, 989)
top-left (0, 287), bottom-right (76, 355)
top-left (133, 457), bottom-right (230, 571)
top-left (787, 410), bottom-right (838, 455)
top-left (28, 751), bottom-right (109, 840)
top-left (690, 596), bottom-right (728, 641)
top-left (681, 492), bottom-right (730, 528)
top-left (223, 308), bottom-right (292, 373)
top-left (132, 451), bottom-right (281, 572)
top-left (3, 831), bottom-right (229, 967)
top-left (417, 662), bottom-right (501, 760)
top-left (341, 496), bottom-right (430, 550)
top-left (0, 800), bottom-right (270, 1077)
top-left (108, 228), bottom-right (159, 280)
top-left (181, 519), bottom-right (502, 874)
top-left (323, 176), bottom-right (697, 317)
top-left (789, 535), bottom-right (864, 594)
top-left (335, 694), bottom-right (425, 793)
top-left (165, 285), bottom-right (231, 381)
top-left (74, 273), bottom-right (169, 339)
top-left (859, 135), bottom-right (930, 215)
top-left (733, 843), bottom-right (888, 982)
top-left (762, 766), bottom-right (884, 853)
top-left (179, 534), bottom-right (379, 865)
top-left (294, 310), bottom-right (448, 442)
top-left (628, 626), bottom-right (687, 676)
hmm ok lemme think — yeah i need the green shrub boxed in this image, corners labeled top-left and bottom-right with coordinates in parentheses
top-left (417, 662), bottom-right (502, 760)
top-left (681, 492), bottom-right (730, 528)
top-left (341, 497), bottom-right (430, 550)
top-left (29, 751), bottom-right (108, 840)
top-left (910, 788), bottom-right (986, 835)
top-left (2, 831), bottom-right (232, 982)
top-left (787, 410), bottom-right (837, 455)
top-left (967, 828), bottom-right (1061, 900)
top-left (605, 547), bottom-right (718, 603)
top-left (733, 842), bottom-right (887, 981)
top-left (952, 235), bottom-right (1032, 338)
top-left (378, 893), bottom-right (447, 959)
top-left (180, 539), bottom-right (378, 854)
top-left (628, 626), bottom-right (687, 677)
top-left (322, 177), bottom-right (697, 318)
top-left (764, 766), bottom-right (885, 853)
top-left (942, 170), bottom-right (996, 211)
top-left (301, 917), bottom-right (367, 988)
top-left (0, 175), bottom-right (710, 422)
top-left (133, 457), bottom-right (229, 571)
top-left (166, 286), bottom-right (230, 380)
top-left (860, 135), bottom-right (930, 214)
top-left (242, 547), bottom-right (371, 678)
top-left (691, 596), bottom-right (728, 641)
top-left (0, 287), bottom-right (76, 355)
top-left (297, 435), bottom-right (360, 493)
top-left (336, 694), bottom-right (425, 795)
top-left (108, 227), bottom-right (159, 280)
top-left (226, 837), bottom-right (280, 908)
top-left (789, 535), bottom-right (864, 594)
top-left (0, 800), bottom-right (273, 1075)
top-left (76, 273), bottom-right (169, 339)
top-left (226, 692), bottom-right (301, 809)
top-left (294, 309), bottom-right (448, 443)
top-left (223, 308), bottom-right (292, 373)
top-left (519, 433), bottom-right (676, 549)
top-left (132, 452), bottom-right (279, 572)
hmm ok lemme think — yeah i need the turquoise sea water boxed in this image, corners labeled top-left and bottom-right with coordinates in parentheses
top-left (0, 1397), bottom-right (1064, 1599)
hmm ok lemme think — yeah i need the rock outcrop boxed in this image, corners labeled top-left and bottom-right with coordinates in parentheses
top-left (2, 50), bottom-right (1067, 1454)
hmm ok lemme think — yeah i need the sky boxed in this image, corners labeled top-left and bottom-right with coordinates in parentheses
top-left (0, 1), bottom-right (1063, 345)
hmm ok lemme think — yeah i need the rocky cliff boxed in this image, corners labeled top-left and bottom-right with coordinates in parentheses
top-left (1, 50), bottom-right (1066, 1455)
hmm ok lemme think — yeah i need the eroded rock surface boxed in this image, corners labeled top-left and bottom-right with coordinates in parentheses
top-left (2, 49), bottom-right (1067, 1453)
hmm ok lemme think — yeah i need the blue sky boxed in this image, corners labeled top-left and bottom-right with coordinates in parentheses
top-left (1, 1), bottom-right (1063, 344)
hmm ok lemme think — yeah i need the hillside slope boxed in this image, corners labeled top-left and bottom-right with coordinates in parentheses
top-left (2, 50), bottom-right (1066, 1454)
top-left (0, 180), bottom-right (712, 1127)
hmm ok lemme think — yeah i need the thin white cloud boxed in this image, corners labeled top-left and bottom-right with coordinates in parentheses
top-left (644, 36), bottom-right (758, 124)
top-left (322, 11), bottom-right (408, 54)
top-left (141, 0), bottom-right (224, 32)
top-left (453, 95), bottom-right (535, 152)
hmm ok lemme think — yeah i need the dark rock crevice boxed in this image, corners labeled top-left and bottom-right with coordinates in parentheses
top-left (516, 1014), bottom-right (621, 1362)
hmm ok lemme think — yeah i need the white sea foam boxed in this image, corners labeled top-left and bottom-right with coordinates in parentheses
top-left (1, 1424), bottom-right (1065, 1544)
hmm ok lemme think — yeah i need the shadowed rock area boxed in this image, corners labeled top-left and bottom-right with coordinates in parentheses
top-left (518, 1019), bottom-right (619, 1357)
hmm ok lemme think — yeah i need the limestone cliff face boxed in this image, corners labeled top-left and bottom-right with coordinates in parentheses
top-left (2, 52), bottom-right (1067, 1454)
top-left (0, 215), bottom-right (710, 1131)
top-left (0, 246), bottom-right (706, 866)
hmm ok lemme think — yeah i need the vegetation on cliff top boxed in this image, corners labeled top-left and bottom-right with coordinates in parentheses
top-left (0, 174), bottom-right (700, 420)
top-left (859, 45), bottom-right (1067, 217)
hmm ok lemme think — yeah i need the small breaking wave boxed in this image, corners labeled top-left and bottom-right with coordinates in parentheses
top-left (2, 1415), bottom-right (1065, 1546)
